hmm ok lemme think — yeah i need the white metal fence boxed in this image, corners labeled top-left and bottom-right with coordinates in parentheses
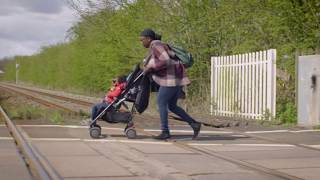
top-left (210, 49), bottom-right (276, 120)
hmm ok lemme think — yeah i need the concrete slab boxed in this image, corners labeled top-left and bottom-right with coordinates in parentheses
top-left (193, 144), bottom-right (295, 152)
top-left (128, 143), bottom-right (195, 154)
top-left (248, 157), bottom-right (320, 169)
top-left (33, 141), bottom-right (99, 156)
top-left (22, 127), bottom-right (88, 138)
top-left (47, 156), bottom-right (132, 178)
top-left (210, 147), bottom-right (320, 160)
top-left (148, 154), bottom-right (252, 175)
top-left (192, 172), bottom-right (282, 180)
top-left (0, 139), bottom-right (17, 150)
top-left (0, 148), bottom-right (18, 158)
top-left (184, 135), bottom-right (269, 145)
top-left (0, 139), bottom-right (31, 180)
top-left (89, 142), bottom-right (193, 179)
top-left (0, 165), bottom-right (32, 180)
top-left (0, 126), bottom-right (11, 137)
top-left (22, 126), bottom-right (132, 139)
top-left (65, 177), bottom-right (150, 180)
top-left (0, 155), bottom-right (30, 166)
top-left (252, 132), bottom-right (320, 145)
top-left (279, 167), bottom-right (320, 180)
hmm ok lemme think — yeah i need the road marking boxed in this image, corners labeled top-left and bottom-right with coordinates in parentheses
top-left (31, 138), bottom-right (81, 141)
top-left (245, 129), bottom-right (320, 134)
top-left (189, 143), bottom-right (296, 147)
top-left (301, 144), bottom-right (320, 148)
top-left (245, 130), bottom-right (289, 134)
top-left (189, 143), bottom-right (223, 146)
top-left (19, 124), bottom-right (123, 130)
top-left (290, 129), bottom-right (320, 133)
top-left (231, 134), bottom-right (247, 137)
top-left (19, 125), bottom-right (88, 128)
top-left (83, 139), bottom-right (172, 145)
top-left (170, 124), bottom-right (189, 127)
top-left (30, 137), bottom-right (172, 145)
top-left (0, 137), bottom-right (13, 140)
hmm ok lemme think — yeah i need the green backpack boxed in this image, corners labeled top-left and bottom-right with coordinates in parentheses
top-left (168, 44), bottom-right (194, 68)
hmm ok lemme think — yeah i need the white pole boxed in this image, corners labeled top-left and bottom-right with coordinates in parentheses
top-left (15, 63), bottom-right (19, 84)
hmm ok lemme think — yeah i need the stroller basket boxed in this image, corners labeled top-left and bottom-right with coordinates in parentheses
top-left (103, 110), bottom-right (132, 123)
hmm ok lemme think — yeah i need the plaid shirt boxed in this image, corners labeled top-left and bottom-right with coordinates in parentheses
top-left (144, 40), bottom-right (190, 87)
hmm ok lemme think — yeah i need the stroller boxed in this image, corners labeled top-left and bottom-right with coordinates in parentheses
top-left (89, 64), bottom-right (144, 139)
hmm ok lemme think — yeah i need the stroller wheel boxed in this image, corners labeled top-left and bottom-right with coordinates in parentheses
top-left (125, 128), bottom-right (136, 139)
top-left (93, 124), bottom-right (101, 129)
top-left (90, 127), bottom-right (101, 139)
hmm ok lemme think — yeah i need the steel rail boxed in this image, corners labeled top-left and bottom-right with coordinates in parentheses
top-left (0, 106), bottom-right (62, 180)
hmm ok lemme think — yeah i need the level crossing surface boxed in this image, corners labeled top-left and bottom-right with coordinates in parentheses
top-left (11, 123), bottom-right (320, 180)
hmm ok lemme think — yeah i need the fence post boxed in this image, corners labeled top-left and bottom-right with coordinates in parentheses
top-left (271, 49), bottom-right (277, 118)
top-left (267, 49), bottom-right (277, 120)
top-left (211, 57), bottom-right (215, 115)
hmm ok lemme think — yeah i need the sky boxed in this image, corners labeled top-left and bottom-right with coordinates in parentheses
top-left (0, 0), bottom-right (79, 60)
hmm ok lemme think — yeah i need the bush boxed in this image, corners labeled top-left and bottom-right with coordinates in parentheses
top-left (277, 102), bottom-right (297, 124)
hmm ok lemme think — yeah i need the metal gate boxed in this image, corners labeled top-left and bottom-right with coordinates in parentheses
top-left (210, 49), bottom-right (276, 120)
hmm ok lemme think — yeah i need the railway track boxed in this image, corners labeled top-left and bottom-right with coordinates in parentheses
top-left (1, 83), bottom-right (94, 107)
top-left (0, 82), bottom-right (315, 179)
top-left (0, 83), bottom-right (92, 113)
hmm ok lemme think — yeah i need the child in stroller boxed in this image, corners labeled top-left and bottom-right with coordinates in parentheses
top-left (89, 65), bottom-right (143, 139)
top-left (90, 76), bottom-right (127, 123)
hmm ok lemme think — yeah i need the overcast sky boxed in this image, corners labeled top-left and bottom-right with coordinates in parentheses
top-left (0, 0), bottom-right (79, 60)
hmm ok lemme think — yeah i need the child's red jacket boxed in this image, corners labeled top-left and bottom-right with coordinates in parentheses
top-left (104, 82), bottom-right (126, 103)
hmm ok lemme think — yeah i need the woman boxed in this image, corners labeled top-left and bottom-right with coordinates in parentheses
top-left (140, 28), bottom-right (201, 140)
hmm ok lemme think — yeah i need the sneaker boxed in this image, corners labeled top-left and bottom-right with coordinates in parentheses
top-left (124, 121), bottom-right (134, 132)
top-left (153, 131), bottom-right (171, 140)
top-left (191, 122), bottom-right (201, 139)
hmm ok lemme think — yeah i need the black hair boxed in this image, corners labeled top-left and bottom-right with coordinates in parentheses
top-left (140, 28), bottom-right (156, 39)
top-left (140, 28), bottom-right (162, 41)
top-left (117, 75), bottom-right (127, 83)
